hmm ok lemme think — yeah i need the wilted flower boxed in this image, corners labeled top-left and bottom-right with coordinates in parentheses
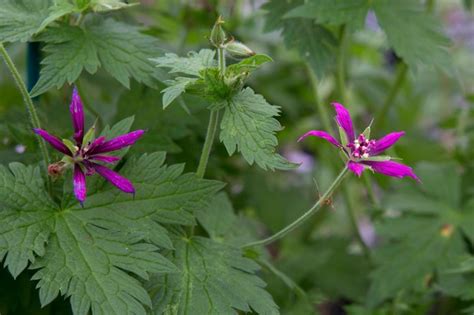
top-left (34, 88), bottom-right (144, 204)
top-left (298, 103), bottom-right (418, 181)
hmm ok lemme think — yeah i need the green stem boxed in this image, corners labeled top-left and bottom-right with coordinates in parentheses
top-left (333, 28), bottom-right (373, 259)
top-left (0, 43), bottom-right (51, 175)
top-left (195, 46), bottom-right (225, 179)
top-left (75, 80), bottom-right (103, 130)
top-left (375, 63), bottom-right (408, 129)
top-left (218, 46), bottom-right (226, 74)
top-left (242, 167), bottom-right (349, 248)
top-left (196, 110), bottom-right (220, 178)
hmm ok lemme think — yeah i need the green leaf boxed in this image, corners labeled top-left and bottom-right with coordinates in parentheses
top-left (263, 0), bottom-right (337, 77)
top-left (0, 163), bottom-right (56, 278)
top-left (151, 49), bottom-right (216, 77)
top-left (161, 77), bottom-right (197, 109)
top-left (31, 18), bottom-right (162, 96)
top-left (90, 0), bottom-right (138, 12)
top-left (372, 0), bottom-right (452, 72)
top-left (220, 88), bottom-right (297, 171)
top-left (147, 236), bottom-right (279, 315)
top-left (0, 0), bottom-right (51, 43)
top-left (226, 54), bottom-right (273, 75)
top-left (0, 152), bottom-right (223, 314)
top-left (284, 0), bottom-right (370, 29)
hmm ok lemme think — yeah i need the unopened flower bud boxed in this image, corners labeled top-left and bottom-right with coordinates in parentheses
top-left (210, 16), bottom-right (227, 47)
top-left (225, 41), bottom-right (255, 59)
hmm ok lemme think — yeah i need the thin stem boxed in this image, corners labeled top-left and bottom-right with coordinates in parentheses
top-left (242, 167), bottom-right (349, 248)
top-left (196, 110), bottom-right (220, 178)
top-left (0, 44), bottom-right (51, 177)
top-left (75, 80), bottom-right (103, 130)
top-left (375, 63), bottom-right (408, 129)
top-left (218, 46), bottom-right (226, 74)
top-left (195, 46), bottom-right (225, 179)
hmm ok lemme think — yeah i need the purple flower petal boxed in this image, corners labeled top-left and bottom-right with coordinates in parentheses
top-left (298, 130), bottom-right (341, 147)
top-left (348, 161), bottom-right (365, 177)
top-left (73, 165), bottom-right (87, 204)
top-left (332, 102), bottom-right (355, 142)
top-left (70, 88), bottom-right (84, 145)
top-left (90, 155), bottom-right (121, 163)
top-left (371, 131), bottom-right (405, 155)
top-left (89, 130), bottom-right (145, 155)
top-left (91, 163), bottom-right (135, 194)
top-left (33, 128), bottom-right (72, 156)
top-left (86, 136), bottom-right (106, 152)
top-left (363, 160), bottom-right (419, 181)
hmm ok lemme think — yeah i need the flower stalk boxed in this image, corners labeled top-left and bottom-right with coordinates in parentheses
top-left (196, 44), bottom-right (225, 179)
top-left (242, 167), bottom-right (349, 248)
top-left (0, 43), bottom-right (51, 170)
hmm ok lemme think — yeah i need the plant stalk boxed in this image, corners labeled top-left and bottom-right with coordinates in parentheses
top-left (195, 46), bottom-right (225, 179)
top-left (0, 43), bottom-right (51, 180)
top-left (242, 167), bottom-right (349, 248)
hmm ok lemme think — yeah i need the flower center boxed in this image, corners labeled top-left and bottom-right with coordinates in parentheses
top-left (347, 134), bottom-right (375, 159)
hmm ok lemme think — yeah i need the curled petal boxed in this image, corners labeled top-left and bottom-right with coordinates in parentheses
top-left (89, 130), bottom-right (145, 154)
top-left (363, 160), bottom-right (419, 181)
top-left (73, 165), bottom-right (87, 204)
top-left (70, 87), bottom-right (84, 145)
top-left (91, 163), bottom-right (135, 194)
top-left (371, 131), bottom-right (405, 155)
top-left (332, 102), bottom-right (355, 142)
top-left (90, 155), bottom-right (121, 163)
top-left (348, 161), bottom-right (365, 177)
top-left (297, 130), bottom-right (341, 147)
top-left (33, 128), bottom-right (72, 156)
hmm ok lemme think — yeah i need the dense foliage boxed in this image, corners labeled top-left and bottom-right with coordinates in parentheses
top-left (0, 0), bottom-right (473, 314)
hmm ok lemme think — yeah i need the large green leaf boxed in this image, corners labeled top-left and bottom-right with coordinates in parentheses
top-left (220, 88), bottom-right (297, 171)
top-left (0, 152), bottom-right (223, 315)
top-left (147, 235), bottom-right (279, 315)
top-left (262, 0), bottom-right (337, 77)
top-left (372, 0), bottom-right (452, 72)
top-left (31, 18), bottom-right (163, 96)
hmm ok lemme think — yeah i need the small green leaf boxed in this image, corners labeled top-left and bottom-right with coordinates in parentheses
top-left (161, 77), bottom-right (197, 109)
top-left (338, 125), bottom-right (349, 147)
top-left (90, 0), bottom-right (138, 12)
top-left (220, 88), bottom-right (298, 171)
top-left (151, 49), bottom-right (216, 77)
top-left (62, 138), bottom-right (77, 154)
top-left (226, 54), bottom-right (273, 75)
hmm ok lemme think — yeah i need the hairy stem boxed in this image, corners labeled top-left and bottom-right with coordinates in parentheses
top-left (0, 43), bottom-right (51, 178)
top-left (242, 167), bottom-right (349, 248)
top-left (196, 110), bottom-right (220, 178)
top-left (195, 46), bottom-right (225, 179)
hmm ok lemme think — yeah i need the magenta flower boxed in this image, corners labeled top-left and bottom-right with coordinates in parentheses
top-left (34, 88), bottom-right (144, 204)
top-left (298, 103), bottom-right (419, 181)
